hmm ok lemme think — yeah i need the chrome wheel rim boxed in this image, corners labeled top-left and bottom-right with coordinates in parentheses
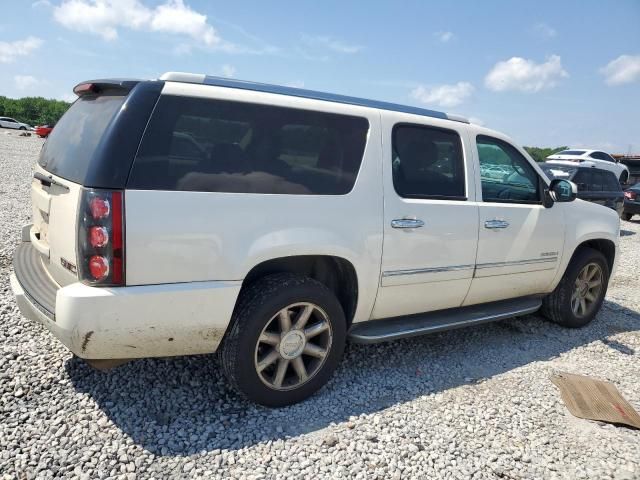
top-left (254, 302), bottom-right (332, 391)
top-left (571, 262), bottom-right (603, 318)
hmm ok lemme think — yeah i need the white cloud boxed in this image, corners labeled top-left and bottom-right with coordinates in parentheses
top-left (484, 55), bottom-right (568, 92)
top-left (32, 0), bottom-right (52, 7)
top-left (411, 82), bottom-right (474, 108)
top-left (221, 64), bottom-right (236, 78)
top-left (600, 54), bottom-right (640, 85)
top-left (434, 31), bottom-right (454, 43)
top-left (53, 0), bottom-right (219, 46)
top-left (0, 36), bottom-right (43, 63)
top-left (14, 75), bottom-right (39, 90)
top-left (532, 22), bottom-right (556, 39)
top-left (150, 0), bottom-right (218, 46)
top-left (302, 35), bottom-right (363, 54)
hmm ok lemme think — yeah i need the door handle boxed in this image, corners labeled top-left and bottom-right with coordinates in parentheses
top-left (391, 218), bottom-right (425, 229)
top-left (484, 219), bottom-right (509, 229)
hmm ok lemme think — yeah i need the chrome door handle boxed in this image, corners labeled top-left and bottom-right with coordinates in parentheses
top-left (484, 219), bottom-right (509, 229)
top-left (391, 218), bottom-right (425, 229)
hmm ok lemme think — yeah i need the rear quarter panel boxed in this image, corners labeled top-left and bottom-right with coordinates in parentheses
top-left (125, 83), bottom-right (384, 323)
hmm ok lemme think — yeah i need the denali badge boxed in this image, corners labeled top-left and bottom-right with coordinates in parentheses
top-left (61, 257), bottom-right (77, 274)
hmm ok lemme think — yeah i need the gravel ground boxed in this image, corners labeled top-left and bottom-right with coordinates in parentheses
top-left (0, 130), bottom-right (639, 479)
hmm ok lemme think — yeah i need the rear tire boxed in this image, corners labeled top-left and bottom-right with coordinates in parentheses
top-left (541, 247), bottom-right (609, 328)
top-left (619, 171), bottom-right (628, 184)
top-left (219, 273), bottom-right (346, 407)
top-left (622, 212), bottom-right (633, 221)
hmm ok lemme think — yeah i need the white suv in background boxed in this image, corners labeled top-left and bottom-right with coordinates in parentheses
top-left (10, 73), bottom-right (620, 407)
top-left (546, 149), bottom-right (630, 183)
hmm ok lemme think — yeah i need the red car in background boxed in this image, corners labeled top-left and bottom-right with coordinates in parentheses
top-left (35, 124), bottom-right (54, 138)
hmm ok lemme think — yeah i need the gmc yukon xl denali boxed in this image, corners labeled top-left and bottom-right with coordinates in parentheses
top-left (11, 73), bottom-right (620, 407)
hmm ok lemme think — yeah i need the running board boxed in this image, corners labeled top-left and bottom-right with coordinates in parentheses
top-left (348, 297), bottom-right (542, 344)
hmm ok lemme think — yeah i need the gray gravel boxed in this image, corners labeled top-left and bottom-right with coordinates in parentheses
top-left (1, 130), bottom-right (639, 479)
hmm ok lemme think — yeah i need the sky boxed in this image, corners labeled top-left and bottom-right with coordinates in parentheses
top-left (1, 0), bottom-right (639, 152)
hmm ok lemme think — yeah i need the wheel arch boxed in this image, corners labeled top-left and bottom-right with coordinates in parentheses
top-left (574, 238), bottom-right (616, 273)
top-left (241, 255), bottom-right (359, 327)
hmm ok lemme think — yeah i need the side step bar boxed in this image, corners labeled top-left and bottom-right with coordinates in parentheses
top-left (348, 296), bottom-right (542, 344)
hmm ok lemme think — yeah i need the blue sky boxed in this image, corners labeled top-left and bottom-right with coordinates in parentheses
top-left (1, 0), bottom-right (639, 152)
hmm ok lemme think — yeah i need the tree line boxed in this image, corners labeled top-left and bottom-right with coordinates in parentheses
top-left (524, 146), bottom-right (568, 162)
top-left (0, 96), bottom-right (71, 127)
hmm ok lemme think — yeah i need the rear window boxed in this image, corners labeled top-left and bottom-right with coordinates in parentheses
top-left (128, 95), bottom-right (369, 194)
top-left (557, 150), bottom-right (586, 156)
top-left (38, 95), bottom-right (125, 183)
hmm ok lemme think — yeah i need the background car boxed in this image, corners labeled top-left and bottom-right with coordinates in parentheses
top-left (622, 183), bottom-right (640, 221)
top-left (546, 149), bottom-right (630, 184)
top-left (35, 124), bottom-right (55, 138)
top-left (540, 163), bottom-right (624, 216)
top-left (0, 117), bottom-right (32, 130)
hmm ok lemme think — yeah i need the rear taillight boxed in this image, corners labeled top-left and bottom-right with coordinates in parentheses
top-left (78, 189), bottom-right (125, 286)
top-left (624, 191), bottom-right (637, 201)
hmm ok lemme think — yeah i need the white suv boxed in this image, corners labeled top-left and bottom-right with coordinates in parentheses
top-left (546, 149), bottom-right (630, 184)
top-left (11, 73), bottom-right (620, 406)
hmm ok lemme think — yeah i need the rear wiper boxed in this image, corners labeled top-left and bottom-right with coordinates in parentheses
top-left (34, 172), bottom-right (70, 192)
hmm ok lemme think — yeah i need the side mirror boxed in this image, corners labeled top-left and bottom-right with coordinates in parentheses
top-left (549, 179), bottom-right (577, 204)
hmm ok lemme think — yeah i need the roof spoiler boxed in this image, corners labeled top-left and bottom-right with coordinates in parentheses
top-left (73, 79), bottom-right (142, 96)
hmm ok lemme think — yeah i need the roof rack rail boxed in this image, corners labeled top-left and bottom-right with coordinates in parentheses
top-left (159, 72), bottom-right (469, 124)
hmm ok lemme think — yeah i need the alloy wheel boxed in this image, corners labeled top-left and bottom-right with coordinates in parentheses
top-left (254, 302), bottom-right (333, 391)
top-left (571, 262), bottom-right (603, 318)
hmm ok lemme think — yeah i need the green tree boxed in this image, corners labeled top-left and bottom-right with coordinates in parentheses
top-left (0, 96), bottom-right (71, 126)
top-left (524, 146), bottom-right (568, 163)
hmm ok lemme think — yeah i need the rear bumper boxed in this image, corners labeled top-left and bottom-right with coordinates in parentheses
top-left (11, 242), bottom-right (241, 359)
top-left (623, 201), bottom-right (640, 215)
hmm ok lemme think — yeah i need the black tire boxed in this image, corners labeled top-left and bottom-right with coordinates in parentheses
top-left (19, 126), bottom-right (26, 130)
top-left (541, 247), bottom-right (609, 328)
top-left (218, 273), bottom-right (346, 407)
top-left (622, 212), bottom-right (633, 221)
top-left (619, 171), bottom-right (628, 184)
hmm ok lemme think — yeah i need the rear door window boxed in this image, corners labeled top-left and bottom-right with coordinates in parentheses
top-left (590, 171), bottom-right (604, 191)
top-left (391, 124), bottom-right (466, 199)
top-left (38, 95), bottom-right (126, 183)
top-left (128, 95), bottom-right (369, 195)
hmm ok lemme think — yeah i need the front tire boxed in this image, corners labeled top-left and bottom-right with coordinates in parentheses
top-left (541, 247), bottom-right (609, 328)
top-left (219, 273), bottom-right (346, 407)
top-left (622, 212), bottom-right (633, 221)
top-left (19, 126), bottom-right (26, 131)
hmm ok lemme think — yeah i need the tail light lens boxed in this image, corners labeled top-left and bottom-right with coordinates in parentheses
top-left (624, 191), bottom-right (637, 200)
top-left (78, 189), bottom-right (124, 286)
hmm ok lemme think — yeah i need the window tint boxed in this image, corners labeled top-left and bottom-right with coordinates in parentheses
top-left (572, 170), bottom-right (590, 190)
top-left (38, 95), bottom-right (126, 183)
top-left (129, 96), bottom-right (369, 194)
top-left (603, 171), bottom-right (621, 191)
top-left (477, 135), bottom-right (540, 203)
top-left (590, 171), bottom-right (604, 191)
top-left (391, 124), bottom-right (465, 199)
